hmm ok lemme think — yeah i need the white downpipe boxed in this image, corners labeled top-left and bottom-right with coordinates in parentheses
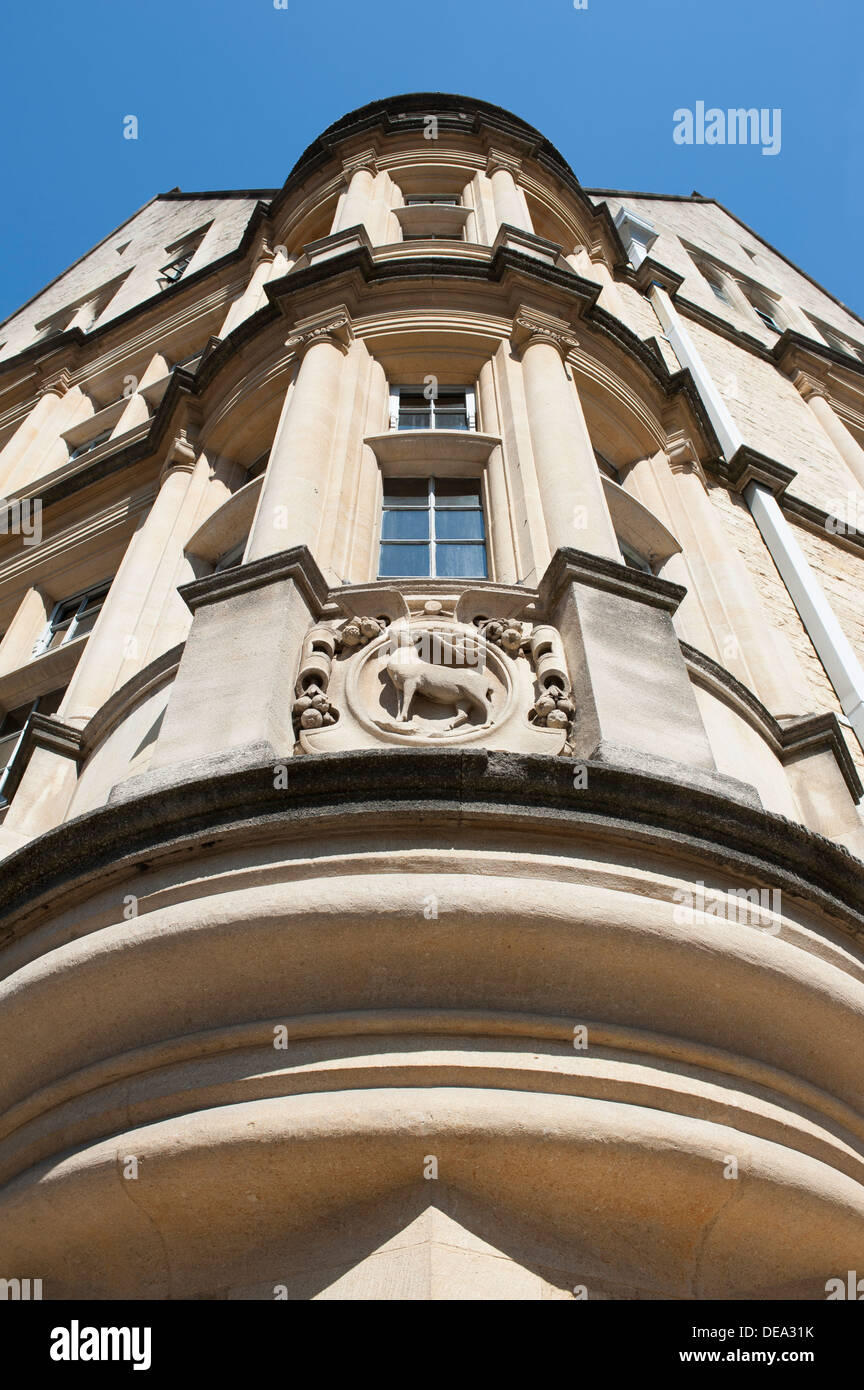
top-left (615, 207), bottom-right (864, 754)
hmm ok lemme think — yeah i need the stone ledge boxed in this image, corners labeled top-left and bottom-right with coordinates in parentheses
top-left (539, 545), bottom-right (687, 614)
top-left (177, 543), bottom-right (329, 616)
top-left (1, 747), bottom-right (862, 944)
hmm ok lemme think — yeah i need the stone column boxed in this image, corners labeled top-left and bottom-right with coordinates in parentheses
top-left (486, 152), bottom-right (532, 233)
top-left (650, 441), bottom-right (811, 718)
top-left (332, 154), bottom-right (378, 237)
top-left (792, 370), bottom-right (864, 493)
top-left (245, 311), bottom-right (351, 563)
top-left (58, 433), bottom-right (201, 727)
top-left (0, 372), bottom-right (78, 494)
top-left (567, 246), bottom-right (628, 320)
top-left (538, 548), bottom-right (755, 800)
top-left (219, 240), bottom-right (290, 338)
top-left (514, 314), bottom-right (620, 561)
top-left (0, 587), bottom-right (52, 678)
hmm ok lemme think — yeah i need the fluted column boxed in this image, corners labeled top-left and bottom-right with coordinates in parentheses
top-left (332, 154), bottom-right (378, 236)
top-left (656, 441), bottom-right (811, 717)
top-left (792, 370), bottom-right (864, 492)
top-left (58, 435), bottom-right (201, 726)
top-left (486, 151), bottom-right (532, 233)
top-left (515, 315), bottom-right (619, 561)
top-left (246, 312), bottom-right (351, 563)
top-left (0, 371), bottom-right (79, 493)
top-left (219, 239), bottom-right (290, 338)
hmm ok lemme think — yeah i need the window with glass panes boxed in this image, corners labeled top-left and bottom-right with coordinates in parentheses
top-left (378, 477), bottom-right (487, 578)
top-left (394, 387), bottom-right (473, 431)
top-left (32, 582), bottom-right (111, 656)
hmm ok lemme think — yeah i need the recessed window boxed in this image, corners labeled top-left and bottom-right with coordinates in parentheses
top-left (378, 477), bottom-right (487, 579)
top-left (390, 386), bottom-right (476, 431)
top-left (618, 539), bottom-right (653, 574)
top-left (404, 195), bottom-right (461, 207)
top-left (68, 430), bottom-right (112, 461)
top-left (32, 582), bottom-right (111, 657)
top-left (157, 253), bottom-right (193, 289)
top-left (0, 687), bottom-right (65, 804)
top-left (707, 278), bottom-right (732, 306)
top-left (745, 291), bottom-right (783, 334)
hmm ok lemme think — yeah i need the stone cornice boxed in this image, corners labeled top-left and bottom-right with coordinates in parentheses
top-left (721, 445), bottom-right (796, 498)
top-left (539, 546), bottom-right (687, 615)
top-left (21, 713), bottom-right (85, 762)
top-left (1, 747), bottom-right (864, 944)
top-left (177, 543), bottom-right (329, 618)
top-left (681, 641), bottom-right (864, 802)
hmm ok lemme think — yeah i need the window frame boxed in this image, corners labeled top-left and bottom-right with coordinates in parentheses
top-left (32, 581), bottom-right (112, 658)
top-left (388, 385), bottom-right (477, 433)
top-left (378, 475), bottom-right (488, 580)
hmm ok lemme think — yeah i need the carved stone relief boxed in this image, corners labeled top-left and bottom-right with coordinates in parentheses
top-left (293, 588), bottom-right (576, 756)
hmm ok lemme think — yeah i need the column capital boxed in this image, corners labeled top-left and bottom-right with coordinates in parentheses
top-left (285, 307), bottom-right (353, 358)
top-left (511, 311), bottom-right (579, 359)
top-left (486, 149), bottom-right (522, 180)
top-left (341, 150), bottom-right (378, 181)
top-left (160, 427), bottom-right (198, 483)
top-left (791, 368), bottom-right (829, 403)
top-left (36, 368), bottom-right (73, 400)
top-left (664, 429), bottom-right (704, 478)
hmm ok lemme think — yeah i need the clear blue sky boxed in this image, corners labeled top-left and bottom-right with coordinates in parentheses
top-left (1, 0), bottom-right (861, 324)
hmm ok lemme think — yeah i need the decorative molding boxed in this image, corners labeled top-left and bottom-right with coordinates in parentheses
top-left (177, 544), bottom-right (330, 618)
top-left (485, 149), bottom-right (523, 180)
top-left (3, 749), bottom-right (864, 941)
top-left (285, 307), bottom-right (353, 356)
top-left (722, 445), bottom-right (796, 498)
top-left (791, 369), bottom-right (828, 403)
top-left (511, 312), bottom-right (579, 358)
top-left (36, 369), bottom-right (73, 400)
top-left (539, 546), bottom-right (687, 615)
top-left (341, 149), bottom-right (379, 180)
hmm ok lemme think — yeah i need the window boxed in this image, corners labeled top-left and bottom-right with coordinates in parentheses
top-left (157, 253), bottom-right (193, 289)
top-left (68, 430), bottom-right (112, 461)
top-left (618, 539), bottom-right (653, 574)
top-left (379, 477), bottom-right (487, 579)
top-left (404, 195), bottom-right (461, 207)
top-left (32, 581), bottom-right (111, 657)
top-left (707, 277), bottom-right (732, 306)
top-left (745, 290), bottom-right (783, 334)
top-left (214, 540), bottom-right (246, 573)
top-left (390, 386), bottom-right (476, 431)
top-left (0, 687), bottom-right (65, 804)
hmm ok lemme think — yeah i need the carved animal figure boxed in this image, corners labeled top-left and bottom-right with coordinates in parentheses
top-left (385, 629), bottom-right (494, 730)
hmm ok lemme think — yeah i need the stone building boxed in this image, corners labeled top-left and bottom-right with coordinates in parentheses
top-left (0, 93), bottom-right (863, 1300)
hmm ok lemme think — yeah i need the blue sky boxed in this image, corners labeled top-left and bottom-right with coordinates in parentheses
top-left (0, 0), bottom-right (860, 323)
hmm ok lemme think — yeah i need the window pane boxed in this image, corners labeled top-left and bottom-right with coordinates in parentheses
top-left (383, 478), bottom-right (428, 506)
top-left (433, 408), bottom-right (468, 430)
top-left (435, 509), bottom-right (484, 540)
top-left (382, 509), bottom-right (430, 541)
top-left (398, 410), bottom-right (432, 430)
top-left (72, 608), bottom-right (101, 639)
top-left (379, 544), bottom-right (430, 577)
top-left (434, 478), bottom-right (481, 506)
top-left (436, 544), bottom-right (487, 578)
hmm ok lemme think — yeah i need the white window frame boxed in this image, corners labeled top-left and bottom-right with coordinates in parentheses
top-left (388, 385), bottom-right (477, 432)
top-left (403, 195), bottom-right (462, 207)
top-left (31, 581), bottom-right (111, 658)
top-left (378, 475), bottom-right (487, 580)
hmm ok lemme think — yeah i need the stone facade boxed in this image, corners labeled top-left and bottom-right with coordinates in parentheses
top-left (0, 93), bottom-right (863, 1300)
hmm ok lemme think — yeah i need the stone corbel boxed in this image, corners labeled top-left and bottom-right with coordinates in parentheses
top-left (485, 149), bottom-right (523, 181)
top-left (160, 426), bottom-right (199, 483)
top-left (511, 310), bottom-right (579, 360)
top-left (36, 368), bottom-right (73, 400)
top-left (341, 149), bottom-right (379, 183)
top-left (791, 368), bottom-right (829, 403)
top-left (285, 307), bottom-right (353, 358)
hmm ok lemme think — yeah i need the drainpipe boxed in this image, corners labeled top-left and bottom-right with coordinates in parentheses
top-left (615, 206), bottom-right (864, 753)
